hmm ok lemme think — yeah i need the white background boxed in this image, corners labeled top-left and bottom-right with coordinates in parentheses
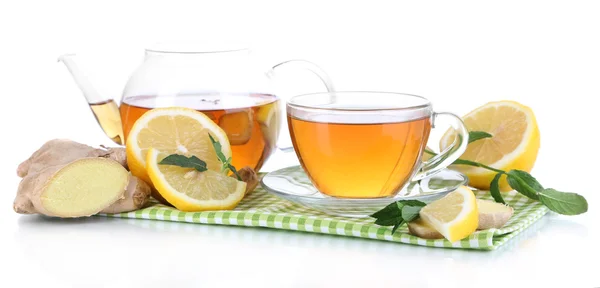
top-left (1, 1), bottom-right (599, 287)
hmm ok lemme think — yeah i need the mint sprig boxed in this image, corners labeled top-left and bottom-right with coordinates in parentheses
top-left (372, 130), bottom-right (588, 233)
top-left (156, 134), bottom-right (241, 181)
top-left (424, 131), bottom-right (587, 215)
top-left (208, 134), bottom-right (241, 180)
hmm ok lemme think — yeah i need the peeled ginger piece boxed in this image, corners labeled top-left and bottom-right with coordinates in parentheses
top-left (408, 219), bottom-right (443, 239)
top-left (14, 158), bottom-right (130, 217)
top-left (218, 110), bottom-right (253, 145)
top-left (14, 139), bottom-right (151, 216)
top-left (477, 199), bottom-right (514, 230)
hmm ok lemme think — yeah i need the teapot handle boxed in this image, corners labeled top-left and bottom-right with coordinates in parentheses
top-left (267, 60), bottom-right (335, 152)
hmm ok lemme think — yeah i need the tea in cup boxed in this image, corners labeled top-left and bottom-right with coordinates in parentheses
top-left (287, 92), bottom-right (468, 198)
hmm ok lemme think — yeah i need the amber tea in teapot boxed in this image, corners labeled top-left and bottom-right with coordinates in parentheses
top-left (89, 93), bottom-right (279, 171)
top-left (60, 45), bottom-right (332, 172)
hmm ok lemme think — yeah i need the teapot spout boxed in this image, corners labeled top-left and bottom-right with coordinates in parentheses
top-left (58, 54), bottom-right (106, 103)
top-left (58, 54), bottom-right (125, 145)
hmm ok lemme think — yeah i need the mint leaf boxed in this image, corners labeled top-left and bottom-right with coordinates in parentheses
top-left (440, 130), bottom-right (489, 148)
top-left (508, 170), bottom-right (543, 191)
top-left (371, 200), bottom-right (427, 233)
top-left (490, 173), bottom-right (506, 204)
top-left (424, 130), bottom-right (489, 156)
top-left (208, 134), bottom-right (227, 163)
top-left (507, 171), bottom-right (540, 200)
top-left (374, 217), bottom-right (402, 227)
top-left (539, 189), bottom-right (588, 215)
top-left (392, 220), bottom-right (406, 234)
top-left (371, 202), bottom-right (403, 225)
top-left (401, 205), bottom-right (422, 222)
top-left (159, 154), bottom-right (207, 172)
top-left (468, 131), bottom-right (493, 144)
top-left (208, 133), bottom-right (241, 180)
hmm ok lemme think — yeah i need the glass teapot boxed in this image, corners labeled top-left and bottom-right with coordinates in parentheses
top-left (59, 45), bottom-right (334, 172)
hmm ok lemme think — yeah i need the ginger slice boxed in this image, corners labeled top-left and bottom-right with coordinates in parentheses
top-left (218, 110), bottom-right (253, 145)
top-left (15, 158), bottom-right (129, 217)
top-left (407, 218), bottom-right (444, 239)
top-left (476, 199), bottom-right (514, 230)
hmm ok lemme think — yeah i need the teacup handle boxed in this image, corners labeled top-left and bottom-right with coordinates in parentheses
top-left (267, 60), bottom-right (335, 152)
top-left (412, 112), bottom-right (469, 181)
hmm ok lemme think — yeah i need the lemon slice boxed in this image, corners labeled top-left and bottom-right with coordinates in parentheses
top-left (125, 107), bottom-right (231, 186)
top-left (256, 100), bottom-right (281, 147)
top-left (419, 186), bottom-right (479, 242)
top-left (440, 101), bottom-right (540, 191)
top-left (146, 148), bottom-right (246, 211)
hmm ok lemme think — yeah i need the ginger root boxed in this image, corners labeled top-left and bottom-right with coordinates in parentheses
top-left (17, 139), bottom-right (127, 177)
top-left (14, 139), bottom-right (150, 217)
top-left (237, 166), bottom-right (259, 195)
top-left (14, 158), bottom-right (130, 217)
top-left (100, 176), bottom-right (151, 214)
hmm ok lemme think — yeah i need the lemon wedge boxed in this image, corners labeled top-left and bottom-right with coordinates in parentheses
top-left (146, 148), bottom-right (246, 211)
top-left (125, 107), bottom-right (231, 187)
top-left (440, 101), bottom-right (540, 191)
top-left (419, 186), bottom-right (479, 242)
top-left (256, 100), bottom-right (281, 147)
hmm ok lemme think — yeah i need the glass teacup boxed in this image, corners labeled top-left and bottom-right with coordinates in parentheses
top-left (287, 92), bottom-right (468, 199)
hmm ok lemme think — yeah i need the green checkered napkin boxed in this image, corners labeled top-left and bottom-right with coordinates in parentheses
top-left (97, 178), bottom-right (548, 250)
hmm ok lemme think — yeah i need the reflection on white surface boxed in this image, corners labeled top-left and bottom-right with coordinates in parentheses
top-left (8, 209), bottom-right (598, 287)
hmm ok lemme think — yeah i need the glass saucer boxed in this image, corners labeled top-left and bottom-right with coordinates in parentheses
top-left (260, 166), bottom-right (468, 218)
